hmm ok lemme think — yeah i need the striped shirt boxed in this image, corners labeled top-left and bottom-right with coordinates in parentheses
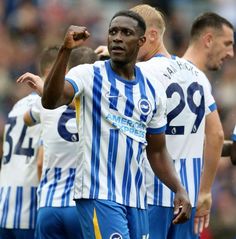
top-left (29, 99), bottom-right (79, 207)
top-left (65, 60), bottom-right (167, 209)
top-left (0, 94), bottom-right (41, 229)
top-left (138, 55), bottom-right (217, 207)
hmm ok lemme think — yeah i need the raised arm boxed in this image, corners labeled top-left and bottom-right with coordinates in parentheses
top-left (194, 110), bottom-right (224, 234)
top-left (146, 133), bottom-right (192, 224)
top-left (42, 25), bottom-right (90, 109)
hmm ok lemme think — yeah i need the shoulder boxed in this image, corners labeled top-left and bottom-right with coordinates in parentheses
top-left (66, 60), bottom-right (106, 78)
top-left (137, 56), bottom-right (171, 71)
top-left (14, 93), bottom-right (40, 109)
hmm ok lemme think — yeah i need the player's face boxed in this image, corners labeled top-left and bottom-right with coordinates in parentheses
top-left (207, 25), bottom-right (234, 71)
top-left (108, 16), bottom-right (144, 64)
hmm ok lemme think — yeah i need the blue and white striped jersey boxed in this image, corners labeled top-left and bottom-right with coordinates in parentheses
top-left (29, 98), bottom-right (79, 208)
top-left (65, 60), bottom-right (167, 209)
top-left (232, 125), bottom-right (236, 142)
top-left (0, 93), bottom-right (41, 229)
top-left (138, 55), bottom-right (217, 207)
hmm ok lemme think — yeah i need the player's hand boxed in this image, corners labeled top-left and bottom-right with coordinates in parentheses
top-left (172, 187), bottom-right (192, 224)
top-left (16, 72), bottom-right (44, 96)
top-left (63, 25), bottom-right (90, 50)
top-left (194, 192), bottom-right (211, 234)
top-left (94, 45), bottom-right (110, 59)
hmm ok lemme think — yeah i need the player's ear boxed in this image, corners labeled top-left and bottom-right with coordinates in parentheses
top-left (148, 28), bottom-right (158, 43)
top-left (138, 35), bottom-right (146, 47)
top-left (203, 32), bottom-right (214, 48)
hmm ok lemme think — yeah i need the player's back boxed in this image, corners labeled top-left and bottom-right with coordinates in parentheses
top-left (32, 99), bottom-right (80, 207)
top-left (139, 55), bottom-right (215, 159)
top-left (0, 93), bottom-right (41, 229)
top-left (138, 55), bottom-right (216, 206)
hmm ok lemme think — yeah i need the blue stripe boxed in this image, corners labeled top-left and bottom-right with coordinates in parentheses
top-left (46, 168), bottom-right (61, 206)
top-left (153, 178), bottom-right (158, 205)
top-left (136, 67), bottom-right (149, 122)
top-left (135, 142), bottom-right (143, 208)
top-left (209, 103), bottom-right (217, 112)
top-left (158, 181), bottom-right (163, 205)
top-left (150, 174), bottom-right (164, 206)
top-left (1, 187), bottom-right (10, 227)
top-left (0, 187), bottom-right (3, 203)
top-left (193, 158), bottom-right (198, 205)
top-left (147, 125), bottom-right (166, 134)
top-left (146, 78), bottom-right (157, 115)
top-left (37, 168), bottom-right (49, 203)
top-left (89, 66), bottom-right (102, 198)
top-left (144, 192), bottom-right (147, 207)
top-left (193, 158), bottom-right (201, 205)
top-left (124, 84), bottom-right (134, 117)
top-left (170, 191), bottom-right (175, 207)
top-left (14, 187), bottom-right (23, 228)
top-left (105, 61), bottom-right (119, 110)
top-left (196, 158), bottom-right (202, 204)
top-left (29, 109), bottom-right (37, 123)
top-left (170, 160), bottom-right (176, 206)
top-left (180, 159), bottom-right (189, 193)
top-left (107, 129), bottom-right (119, 201)
top-left (29, 187), bottom-right (37, 229)
top-left (65, 78), bottom-right (79, 93)
top-left (122, 137), bottom-right (133, 205)
top-left (61, 168), bottom-right (76, 206)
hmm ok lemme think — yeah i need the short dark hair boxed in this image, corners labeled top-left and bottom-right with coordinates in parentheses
top-left (110, 10), bottom-right (146, 35)
top-left (68, 46), bottom-right (98, 69)
top-left (190, 12), bottom-right (234, 40)
top-left (39, 46), bottom-right (60, 77)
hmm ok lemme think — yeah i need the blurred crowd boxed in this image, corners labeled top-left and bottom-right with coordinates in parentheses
top-left (0, 0), bottom-right (235, 238)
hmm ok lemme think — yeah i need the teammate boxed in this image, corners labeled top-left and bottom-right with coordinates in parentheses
top-left (182, 12), bottom-right (234, 233)
top-left (183, 12), bottom-right (235, 163)
top-left (17, 46), bottom-right (98, 239)
top-left (127, 5), bottom-right (228, 239)
top-left (0, 71), bottom-right (41, 238)
top-left (41, 10), bottom-right (191, 238)
top-left (183, 12), bottom-right (234, 73)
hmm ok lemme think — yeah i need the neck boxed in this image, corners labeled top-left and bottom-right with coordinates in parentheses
top-left (183, 45), bottom-right (207, 73)
top-left (146, 42), bottom-right (171, 61)
top-left (110, 60), bottom-right (136, 80)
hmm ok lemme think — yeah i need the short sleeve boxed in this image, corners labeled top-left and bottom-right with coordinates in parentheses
top-left (30, 97), bottom-right (42, 124)
top-left (65, 64), bottom-right (93, 96)
top-left (200, 73), bottom-right (217, 115)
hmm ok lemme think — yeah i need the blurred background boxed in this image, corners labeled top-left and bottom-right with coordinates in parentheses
top-left (0, 0), bottom-right (235, 238)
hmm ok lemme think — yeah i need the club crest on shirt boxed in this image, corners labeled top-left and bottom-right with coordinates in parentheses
top-left (138, 99), bottom-right (152, 115)
top-left (110, 233), bottom-right (122, 239)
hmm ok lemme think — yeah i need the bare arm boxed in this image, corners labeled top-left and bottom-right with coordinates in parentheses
top-left (194, 110), bottom-right (224, 234)
top-left (146, 133), bottom-right (191, 224)
top-left (42, 25), bottom-right (90, 109)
